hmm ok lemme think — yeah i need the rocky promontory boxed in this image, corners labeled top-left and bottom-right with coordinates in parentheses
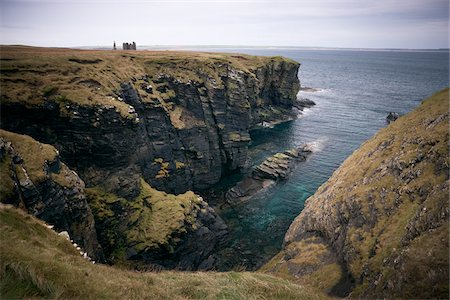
top-left (263, 88), bottom-right (449, 298)
top-left (0, 46), bottom-right (301, 269)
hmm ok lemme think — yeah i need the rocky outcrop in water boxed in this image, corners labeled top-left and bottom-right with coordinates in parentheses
top-left (226, 145), bottom-right (312, 205)
top-left (264, 89), bottom-right (449, 299)
top-left (0, 129), bottom-right (103, 261)
top-left (294, 98), bottom-right (316, 110)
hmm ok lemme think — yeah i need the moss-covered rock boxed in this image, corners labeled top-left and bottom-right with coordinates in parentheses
top-left (87, 178), bottom-right (227, 269)
top-left (226, 145), bottom-right (313, 205)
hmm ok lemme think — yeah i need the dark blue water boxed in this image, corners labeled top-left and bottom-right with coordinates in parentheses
top-left (202, 48), bottom-right (449, 270)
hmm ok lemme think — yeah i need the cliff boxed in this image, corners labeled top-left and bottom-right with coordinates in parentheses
top-left (0, 46), bottom-right (300, 268)
top-left (0, 204), bottom-right (327, 299)
top-left (0, 46), bottom-right (300, 196)
top-left (263, 88), bottom-right (449, 298)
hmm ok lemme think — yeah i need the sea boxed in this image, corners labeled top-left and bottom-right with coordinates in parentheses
top-left (145, 46), bottom-right (450, 270)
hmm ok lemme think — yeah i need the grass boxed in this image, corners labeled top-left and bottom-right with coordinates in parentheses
top-left (0, 129), bottom-right (57, 185)
top-left (261, 238), bottom-right (342, 293)
top-left (0, 204), bottom-right (328, 300)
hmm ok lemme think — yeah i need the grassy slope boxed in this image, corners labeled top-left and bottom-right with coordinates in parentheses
top-left (0, 45), bottom-right (296, 120)
top-left (268, 88), bottom-right (449, 298)
top-left (0, 204), bottom-right (327, 300)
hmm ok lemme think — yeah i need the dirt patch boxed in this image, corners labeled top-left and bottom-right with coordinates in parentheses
top-left (68, 58), bottom-right (103, 64)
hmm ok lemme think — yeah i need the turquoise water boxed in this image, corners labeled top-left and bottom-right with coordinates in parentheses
top-left (203, 48), bottom-right (449, 270)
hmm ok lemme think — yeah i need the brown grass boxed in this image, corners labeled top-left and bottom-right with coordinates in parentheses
top-left (0, 204), bottom-right (328, 300)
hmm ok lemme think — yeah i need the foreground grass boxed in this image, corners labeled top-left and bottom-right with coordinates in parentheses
top-left (0, 204), bottom-right (327, 300)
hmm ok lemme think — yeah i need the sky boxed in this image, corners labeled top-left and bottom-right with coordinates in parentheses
top-left (0, 0), bottom-right (448, 49)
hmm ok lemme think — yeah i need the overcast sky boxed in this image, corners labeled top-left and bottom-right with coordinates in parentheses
top-left (1, 0), bottom-right (448, 49)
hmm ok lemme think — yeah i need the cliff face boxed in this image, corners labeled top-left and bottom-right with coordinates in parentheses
top-left (0, 130), bottom-right (103, 260)
top-left (0, 47), bottom-right (300, 197)
top-left (0, 46), bottom-right (300, 269)
top-left (264, 89), bottom-right (449, 298)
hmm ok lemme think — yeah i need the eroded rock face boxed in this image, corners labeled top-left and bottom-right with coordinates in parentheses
top-left (265, 89), bottom-right (449, 299)
top-left (0, 130), bottom-right (103, 261)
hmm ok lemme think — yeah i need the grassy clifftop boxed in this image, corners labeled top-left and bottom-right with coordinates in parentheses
top-left (0, 45), bottom-right (297, 119)
top-left (0, 204), bottom-right (326, 300)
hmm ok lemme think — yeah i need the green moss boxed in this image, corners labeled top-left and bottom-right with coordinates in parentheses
top-left (273, 153), bottom-right (290, 160)
top-left (42, 85), bottom-right (58, 97)
top-left (153, 158), bottom-right (170, 178)
top-left (229, 132), bottom-right (241, 142)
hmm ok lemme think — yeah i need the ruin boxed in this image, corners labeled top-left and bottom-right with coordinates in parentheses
top-left (122, 42), bottom-right (137, 50)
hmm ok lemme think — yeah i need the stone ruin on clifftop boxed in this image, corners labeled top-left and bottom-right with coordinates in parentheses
top-left (122, 42), bottom-right (136, 50)
top-left (113, 41), bottom-right (137, 50)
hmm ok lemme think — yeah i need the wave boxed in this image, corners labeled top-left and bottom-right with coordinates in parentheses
top-left (298, 107), bottom-right (315, 118)
top-left (305, 137), bottom-right (328, 153)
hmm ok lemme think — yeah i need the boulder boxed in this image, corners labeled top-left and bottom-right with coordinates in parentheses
top-left (386, 111), bottom-right (400, 123)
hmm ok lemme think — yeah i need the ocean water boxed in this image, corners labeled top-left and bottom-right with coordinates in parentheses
top-left (198, 48), bottom-right (449, 270)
